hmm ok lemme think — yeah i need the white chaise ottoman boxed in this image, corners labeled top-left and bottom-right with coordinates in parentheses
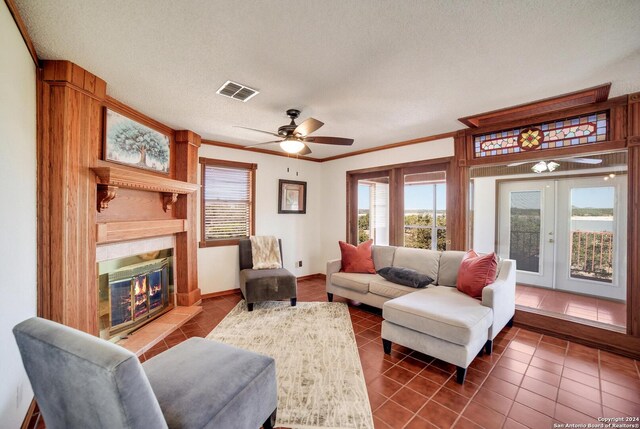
top-left (381, 286), bottom-right (493, 384)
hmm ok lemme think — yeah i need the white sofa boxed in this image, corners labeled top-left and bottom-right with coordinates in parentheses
top-left (326, 245), bottom-right (516, 383)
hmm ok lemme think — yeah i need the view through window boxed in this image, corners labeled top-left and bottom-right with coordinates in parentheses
top-left (357, 177), bottom-right (389, 245)
top-left (404, 171), bottom-right (446, 250)
top-left (351, 162), bottom-right (448, 249)
top-left (200, 158), bottom-right (256, 246)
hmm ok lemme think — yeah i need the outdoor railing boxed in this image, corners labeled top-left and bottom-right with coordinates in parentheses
top-left (571, 230), bottom-right (613, 281)
top-left (510, 229), bottom-right (613, 281)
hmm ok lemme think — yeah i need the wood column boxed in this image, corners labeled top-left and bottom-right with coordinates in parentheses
top-left (38, 61), bottom-right (105, 334)
top-left (627, 92), bottom-right (640, 336)
top-left (447, 131), bottom-right (469, 250)
top-left (174, 130), bottom-right (202, 306)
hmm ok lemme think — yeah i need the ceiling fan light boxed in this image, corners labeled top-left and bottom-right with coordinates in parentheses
top-left (547, 161), bottom-right (560, 172)
top-left (280, 138), bottom-right (305, 154)
top-left (531, 161), bottom-right (548, 173)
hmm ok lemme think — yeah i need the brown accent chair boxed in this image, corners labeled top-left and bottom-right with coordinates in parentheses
top-left (238, 238), bottom-right (297, 311)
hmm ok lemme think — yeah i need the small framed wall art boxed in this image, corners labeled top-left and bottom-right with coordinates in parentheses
top-left (278, 179), bottom-right (307, 214)
top-left (103, 108), bottom-right (170, 173)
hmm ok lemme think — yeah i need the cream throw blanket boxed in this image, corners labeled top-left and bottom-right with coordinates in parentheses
top-left (250, 236), bottom-right (282, 269)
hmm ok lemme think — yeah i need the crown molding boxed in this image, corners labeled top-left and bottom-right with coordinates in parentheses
top-left (4, 0), bottom-right (38, 66)
top-left (459, 83), bottom-right (611, 128)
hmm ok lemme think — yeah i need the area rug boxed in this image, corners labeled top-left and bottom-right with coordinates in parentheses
top-left (206, 301), bottom-right (374, 429)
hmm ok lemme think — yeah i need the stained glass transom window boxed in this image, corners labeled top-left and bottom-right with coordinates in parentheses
top-left (473, 112), bottom-right (608, 158)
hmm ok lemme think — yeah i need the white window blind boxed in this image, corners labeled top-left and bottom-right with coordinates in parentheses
top-left (372, 182), bottom-right (389, 245)
top-left (203, 164), bottom-right (252, 240)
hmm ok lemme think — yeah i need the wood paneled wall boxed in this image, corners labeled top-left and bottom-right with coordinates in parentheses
top-left (174, 131), bottom-right (201, 306)
top-left (38, 61), bottom-right (104, 333)
top-left (627, 92), bottom-right (640, 336)
top-left (37, 61), bottom-right (201, 335)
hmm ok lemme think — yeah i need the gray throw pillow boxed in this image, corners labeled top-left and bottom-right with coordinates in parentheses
top-left (377, 266), bottom-right (433, 288)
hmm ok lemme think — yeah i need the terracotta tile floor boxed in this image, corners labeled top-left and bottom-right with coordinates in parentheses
top-left (28, 278), bottom-right (640, 429)
top-left (515, 284), bottom-right (627, 329)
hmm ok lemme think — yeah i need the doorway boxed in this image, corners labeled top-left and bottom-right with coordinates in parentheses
top-left (498, 175), bottom-right (627, 301)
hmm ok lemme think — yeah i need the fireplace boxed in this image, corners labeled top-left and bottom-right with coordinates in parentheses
top-left (98, 248), bottom-right (175, 340)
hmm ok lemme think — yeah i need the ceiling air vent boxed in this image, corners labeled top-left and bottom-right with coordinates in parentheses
top-left (216, 80), bottom-right (259, 102)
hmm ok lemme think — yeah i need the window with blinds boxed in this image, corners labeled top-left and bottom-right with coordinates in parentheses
top-left (200, 159), bottom-right (256, 245)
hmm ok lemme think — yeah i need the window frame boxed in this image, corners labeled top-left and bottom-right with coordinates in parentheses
top-left (199, 157), bottom-right (257, 248)
top-left (346, 157), bottom-right (453, 248)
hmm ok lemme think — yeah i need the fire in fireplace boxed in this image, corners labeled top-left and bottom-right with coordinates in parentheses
top-left (98, 250), bottom-right (174, 340)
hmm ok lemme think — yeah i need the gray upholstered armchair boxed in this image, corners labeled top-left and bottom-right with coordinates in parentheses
top-left (239, 238), bottom-right (297, 311)
top-left (13, 317), bottom-right (278, 429)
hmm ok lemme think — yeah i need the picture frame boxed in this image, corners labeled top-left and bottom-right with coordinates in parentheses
top-left (278, 179), bottom-right (307, 214)
top-left (103, 108), bottom-right (170, 174)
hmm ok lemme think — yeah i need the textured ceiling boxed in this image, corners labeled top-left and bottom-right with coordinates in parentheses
top-left (15, 0), bottom-right (640, 158)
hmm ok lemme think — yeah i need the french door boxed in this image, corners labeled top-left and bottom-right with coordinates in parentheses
top-left (498, 176), bottom-right (627, 300)
top-left (498, 180), bottom-right (555, 288)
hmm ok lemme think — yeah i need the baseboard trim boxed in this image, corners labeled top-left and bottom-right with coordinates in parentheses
top-left (297, 273), bottom-right (326, 281)
top-left (21, 397), bottom-right (37, 429)
top-left (514, 309), bottom-right (640, 360)
top-left (201, 288), bottom-right (241, 300)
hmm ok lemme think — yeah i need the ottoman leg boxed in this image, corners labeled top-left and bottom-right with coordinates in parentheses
top-left (263, 408), bottom-right (277, 429)
top-left (247, 303), bottom-right (254, 312)
top-left (507, 316), bottom-right (514, 327)
top-left (290, 297), bottom-right (297, 307)
top-left (327, 293), bottom-right (333, 302)
top-left (485, 340), bottom-right (493, 355)
top-left (456, 366), bottom-right (467, 384)
top-left (382, 338), bottom-right (392, 354)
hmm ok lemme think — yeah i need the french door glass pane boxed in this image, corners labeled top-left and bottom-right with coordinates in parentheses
top-left (510, 191), bottom-right (541, 273)
top-left (357, 177), bottom-right (389, 245)
top-left (570, 187), bottom-right (614, 283)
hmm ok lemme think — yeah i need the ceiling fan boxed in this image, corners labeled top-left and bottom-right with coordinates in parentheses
top-left (235, 109), bottom-right (354, 155)
top-left (507, 157), bottom-right (602, 173)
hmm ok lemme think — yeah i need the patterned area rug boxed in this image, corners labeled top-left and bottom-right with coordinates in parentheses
top-left (206, 301), bottom-right (374, 429)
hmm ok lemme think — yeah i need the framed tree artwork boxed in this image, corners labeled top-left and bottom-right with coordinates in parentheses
top-left (278, 180), bottom-right (307, 214)
top-left (104, 108), bottom-right (170, 173)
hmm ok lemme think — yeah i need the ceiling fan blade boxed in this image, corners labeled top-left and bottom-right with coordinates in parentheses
top-left (561, 157), bottom-right (603, 165)
top-left (294, 118), bottom-right (324, 137)
top-left (304, 136), bottom-right (354, 146)
top-left (234, 126), bottom-right (280, 138)
top-left (245, 140), bottom-right (282, 148)
top-left (507, 161), bottom-right (530, 167)
top-left (299, 144), bottom-right (312, 156)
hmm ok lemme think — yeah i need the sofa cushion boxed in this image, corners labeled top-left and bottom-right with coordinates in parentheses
top-left (339, 240), bottom-right (376, 273)
top-left (437, 251), bottom-right (467, 287)
top-left (392, 247), bottom-right (440, 283)
top-left (331, 272), bottom-right (378, 294)
top-left (372, 245), bottom-right (396, 270)
top-left (240, 268), bottom-right (297, 302)
top-left (377, 267), bottom-right (433, 289)
top-left (457, 251), bottom-right (498, 299)
top-left (383, 287), bottom-right (493, 345)
top-left (370, 277), bottom-right (420, 299)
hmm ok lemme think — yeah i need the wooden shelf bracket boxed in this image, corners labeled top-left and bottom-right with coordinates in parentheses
top-left (97, 184), bottom-right (118, 212)
top-left (162, 192), bottom-right (179, 212)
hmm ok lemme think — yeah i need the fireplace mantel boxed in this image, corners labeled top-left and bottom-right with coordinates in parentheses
top-left (91, 160), bottom-right (199, 212)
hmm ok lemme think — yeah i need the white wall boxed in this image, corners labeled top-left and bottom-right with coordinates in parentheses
top-left (320, 138), bottom-right (454, 264)
top-left (197, 146), bottom-right (324, 294)
top-left (0, 1), bottom-right (38, 426)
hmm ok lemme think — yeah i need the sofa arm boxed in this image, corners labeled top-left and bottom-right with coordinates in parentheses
top-left (326, 259), bottom-right (341, 289)
top-left (482, 259), bottom-right (516, 340)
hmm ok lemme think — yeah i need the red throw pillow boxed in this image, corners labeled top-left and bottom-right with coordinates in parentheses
top-left (339, 240), bottom-right (376, 274)
top-left (456, 250), bottom-right (498, 299)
